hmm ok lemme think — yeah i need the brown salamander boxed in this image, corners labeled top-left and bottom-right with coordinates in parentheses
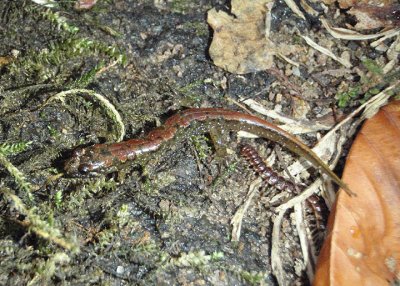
top-left (65, 108), bottom-right (354, 196)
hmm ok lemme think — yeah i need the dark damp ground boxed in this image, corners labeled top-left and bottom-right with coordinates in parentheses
top-left (0, 0), bottom-right (396, 285)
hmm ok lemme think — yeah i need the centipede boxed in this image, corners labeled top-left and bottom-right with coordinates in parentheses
top-left (240, 144), bottom-right (326, 245)
top-left (304, 194), bottom-right (326, 249)
top-left (239, 144), bottom-right (296, 193)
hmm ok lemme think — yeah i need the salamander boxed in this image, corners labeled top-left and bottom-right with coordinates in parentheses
top-left (64, 108), bottom-right (354, 196)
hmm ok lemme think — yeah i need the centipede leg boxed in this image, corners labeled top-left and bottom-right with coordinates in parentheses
top-left (240, 143), bottom-right (327, 249)
top-left (240, 144), bottom-right (296, 193)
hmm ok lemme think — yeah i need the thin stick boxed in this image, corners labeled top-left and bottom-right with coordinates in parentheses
top-left (231, 178), bottom-right (263, 241)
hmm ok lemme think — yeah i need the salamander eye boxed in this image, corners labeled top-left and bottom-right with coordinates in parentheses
top-left (78, 164), bottom-right (91, 174)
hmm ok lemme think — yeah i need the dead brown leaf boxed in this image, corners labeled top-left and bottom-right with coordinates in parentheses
top-left (348, 7), bottom-right (389, 30)
top-left (314, 100), bottom-right (400, 285)
top-left (207, 0), bottom-right (275, 74)
top-left (320, 0), bottom-right (394, 9)
top-left (322, 0), bottom-right (399, 30)
top-left (0, 56), bottom-right (13, 67)
top-left (349, 3), bottom-right (400, 30)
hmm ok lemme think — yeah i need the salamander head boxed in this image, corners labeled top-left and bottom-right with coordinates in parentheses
top-left (64, 146), bottom-right (109, 176)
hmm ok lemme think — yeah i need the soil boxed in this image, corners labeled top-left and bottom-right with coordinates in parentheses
top-left (0, 0), bottom-right (397, 285)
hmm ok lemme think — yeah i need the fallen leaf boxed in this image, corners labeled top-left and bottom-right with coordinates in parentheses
top-left (314, 100), bottom-right (400, 285)
top-left (322, 0), bottom-right (399, 30)
top-left (74, 0), bottom-right (97, 10)
top-left (321, 0), bottom-right (394, 9)
top-left (0, 56), bottom-right (13, 68)
top-left (348, 3), bottom-right (400, 30)
top-left (207, 0), bottom-right (275, 74)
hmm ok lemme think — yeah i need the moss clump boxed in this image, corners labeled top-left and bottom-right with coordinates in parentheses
top-left (239, 270), bottom-right (265, 285)
top-left (169, 0), bottom-right (198, 14)
top-left (9, 37), bottom-right (126, 85)
top-left (190, 135), bottom-right (211, 160)
top-left (0, 141), bottom-right (32, 156)
top-left (0, 141), bottom-right (33, 199)
top-left (64, 177), bottom-right (117, 211)
top-left (361, 58), bottom-right (383, 76)
top-left (337, 86), bottom-right (361, 108)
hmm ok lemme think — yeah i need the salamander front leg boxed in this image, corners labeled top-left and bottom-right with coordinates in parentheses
top-left (209, 125), bottom-right (230, 159)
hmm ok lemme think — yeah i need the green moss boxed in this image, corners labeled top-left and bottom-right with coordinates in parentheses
top-left (82, 13), bottom-right (123, 38)
top-left (159, 249), bottom-right (228, 278)
top-left (336, 57), bottom-right (400, 108)
top-left (9, 37), bottom-right (126, 85)
top-left (361, 58), bottom-right (383, 75)
top-left (361, 87), bottom-right (381, 103)
top-left (1, 188), bottom-right (79, 252)
top-left (0, 152), bottom-right (33, 200)
top-left (337, 84), bottom-right (397, 108)
top-left (2, 2), bottom-right (126, 91)
top-left (0, 141), bottom-right (32, 156)
top-left (178, 80), bottom-right (205, 105)
top-left (69, 62), bottom-right (105, 88)
top-left (116, 204), bottom-right (130, 227)
top-left (292, 34), bottom-right (302, 45)
top-left (180, 21), bottom-right (208, 37)
top-left (210, 251), bottom-right (224, 261)
top-left (96, 227), bottom-right (117, 248)
top-left (47, 125), bottom-right (60, 138)
top-left (239, 270), bottom-right (265, 285)
top-left (142, 178), bottom-right (158, 194)
top-left (28, 252), bottom-right (70, 286)
top-left (42, 9), bottom-right (79, 34)
top-left (337, 86), bottom-right (361, 108)
top-left (176, 250), bottom-right (211, 271)
top-left (65, 177), bottom-right (116, 211)
top-left (54, 190), bottom-right (63, 209)
top-left (178, 79), bottom-right (203, 93)
top-left (190, 135), bottom-right (211, 160)
top-left (170, 0), bottom-right (197, 14)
